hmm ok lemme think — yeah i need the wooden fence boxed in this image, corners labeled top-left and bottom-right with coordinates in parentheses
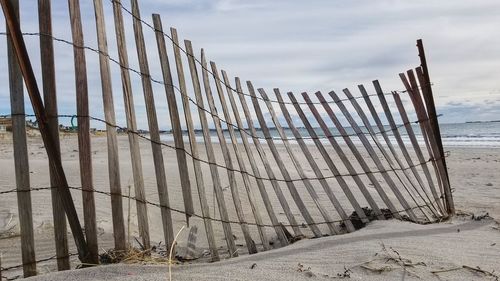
top-left (0, 0), bottom-right (453, 278)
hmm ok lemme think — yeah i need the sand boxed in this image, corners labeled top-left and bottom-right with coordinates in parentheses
top-left (1, 133), bottom-right (499, 280)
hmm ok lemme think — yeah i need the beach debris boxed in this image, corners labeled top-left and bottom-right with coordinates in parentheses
top-left (296, 263), bottom-right (316, 278)
top-left (472, 212), bottom-right (491, 221)
top-left (486, 183), bottom-right (493, 186)
top-left (335, 266), bottom-right (353, 278)
top-left (279, 223), bottom-right (306, 244)
top-left (340, 208), bottom-right (403, 230)
top-left (432, 265), bottom-right (499, 280)
top-left (250, 263), bottom-right (257, 269)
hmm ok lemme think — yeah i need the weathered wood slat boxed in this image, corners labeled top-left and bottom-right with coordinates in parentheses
top-left (200, 55), bottom-right (257, 254)
top-left (274, 90), bottom-right (355, 233)
top-left (302, 93), bottom-right (386, 220)
top-left (416, 40), bottom-right (454, 215)
top-left (6, 0), bottom-right (37, 275)
top-left (211, 64), bottom-right (270, 250)
top-left (412, 68), bottom-right (453, 215)
top-left (371, 82), bottom-right (438, 217)
top-left (111, 0), bottom-right (150, 250)
top-left (93, 0), bottom-right (126, 251)
top-left (248, 83), bottom-right (322, 238)
top-left (343, 87), bottom-right (433, 220)
top-left (153, 20), bottom-right (194, 223)
top-left (68, 0), bottom-right (98, 264)
top-left (130, 0), bottom-right (174, 249)
top-left (287, 92), bottom-right (369, 225)
top-left (39, 0), bottom-right (70, 269)
top-left (222, 73), bottom-right (289, 246)
top-left (4, 0), bottom-right (89, 262)
top-left (235, 78), bottom-right (302, 237)
top-left (351, 86), bottom-right (423, 205)
top-left (183, 41), bottom-right (237, 257)
top-left (322, 91), bottom-right (418, 221)
top-left (400, 73), bottom-right (444, 206)
top-left (392, 92), bottom-right (445, 214)
top-left (181, 39), bottom-right (219, 261)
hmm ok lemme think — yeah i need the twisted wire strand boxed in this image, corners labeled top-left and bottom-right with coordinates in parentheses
top-left (0, 113), bottom-right (444, 184)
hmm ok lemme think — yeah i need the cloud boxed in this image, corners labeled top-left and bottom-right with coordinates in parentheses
top-left (1, 0), bottom-right (499, 130)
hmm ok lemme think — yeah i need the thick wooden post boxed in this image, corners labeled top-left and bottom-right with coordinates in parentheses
top-left (111, 0), bottom-right (150, 250)
top-left (93, 0), bottom-right (126, 251)
top-left (416, 39), bottom-right (454, 214)
top-left (2, 0), bottom-right (90, 263)
top-left (130, 0), bottom-right (174, 249)
top-left (6, 0), bottom-right (37, 276)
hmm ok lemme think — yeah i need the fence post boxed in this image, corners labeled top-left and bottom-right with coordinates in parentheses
top-left (111, 0), bottom-right (150, 251)
top-left (130, 0), bottom-right (174, 250)
top-left (152, 15), bottom-right (194, 225)
top-left (234, 78), bottom-right (302, 238)
top-left (416, 40), bottom-right (454, 215)
top-left (92, 0), bottom-right (126, 251)
top-left (222, 72), bottom-right (289, 246)
top-left (183, 42), bottom-right (238, 258)
top-left (248, 83), bottom-right (322, 238)
top-left (201, 55), bottom-right (257, 254)
top-left (5, 0), bottom-right (37, 276)
top-left (1, 0), bottom-right (90, 263)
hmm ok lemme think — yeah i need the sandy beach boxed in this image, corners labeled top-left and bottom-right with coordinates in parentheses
top-left (0, 133), bottom-right (499, 280)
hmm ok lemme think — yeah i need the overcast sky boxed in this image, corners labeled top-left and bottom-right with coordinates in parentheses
top-left (1, 0), bottom-right (499, 129)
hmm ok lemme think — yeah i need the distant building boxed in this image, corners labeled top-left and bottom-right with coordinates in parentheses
top-left (0, 117), bottom-right (12, 132)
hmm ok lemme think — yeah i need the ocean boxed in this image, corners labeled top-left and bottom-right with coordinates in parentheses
top-left (159, 121), bottom-right (500, 148)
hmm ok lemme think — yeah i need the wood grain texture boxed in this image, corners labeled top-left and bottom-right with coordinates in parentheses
top-left (39, 0), bottom-right (71, 269)
top-left (111, 0), bottom-right (150, 250)
top-left (7, 0), bottom-right (37, 275)
top-left (183, 41), bottom-right (237, 257)
top-left (415, 67), bottom-right (454, 215)
top-left (180, 39), bottom-right (219, 261)
top-left (248, 83), bottom-right (322, 238)
top-left (153, 19), bottom-right (195, 224)
top-left (201, 55), bottom-right (257, 254)
top-left (222, 73), bottom-right (288, 246)
top-left (277, 90), bottom-right (356, 233)
top-left (260, 88), bottom-right (339, 235)
top-left (371, 82), bottom-right (438, 217)
top-left (235, 78), bottom-right (301, 237)
top-left (392, 92), bottom-right (445, 214)
top-left (320, 91), bottom-right (417, 221)
top-left (4, 0), bottom-right (89, 263)
top-left (93, 0), bottom-right (126, 251)
top-left (287, 92), bottom-right (369, 225)
top-left (212, 63), bottom-right (270, 250)
top-left (131, 0), bottom-right (174, 249)
top-left (301, 92), bottom-right (386, 220)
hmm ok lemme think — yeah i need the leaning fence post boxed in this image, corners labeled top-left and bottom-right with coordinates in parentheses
top-left (93, 0), bottom-right (126, 252)
top-left (152, 16), bottom-right (194, 225)
top-left (111, 0), bottom-right (150, 251)
top-left (130, 0), bottom-right (174, 250)
top-left (416, 39), bottom-right (454, 215)
top-left (5, 0), bottom-right (37, 276)
top-left (1, 0), bottom-right (90, 263)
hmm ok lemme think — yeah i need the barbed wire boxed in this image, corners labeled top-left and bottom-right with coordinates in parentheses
top-left (0, 113), bottom-right (444, 184)
top-left (0, 30), bottom-right (430, 143)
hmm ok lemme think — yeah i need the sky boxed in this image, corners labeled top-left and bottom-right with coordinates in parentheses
top-left (1, 0), bottom-right (499, 130)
